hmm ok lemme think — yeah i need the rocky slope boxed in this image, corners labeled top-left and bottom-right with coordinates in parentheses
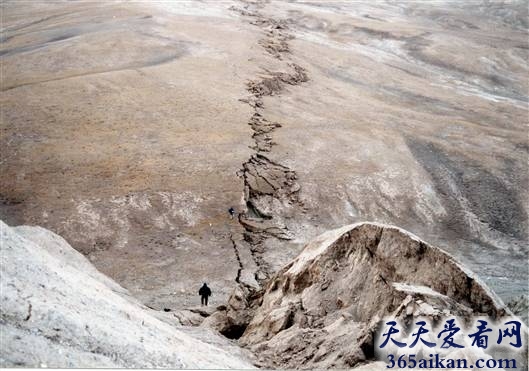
top-left (208, 222), bottom-right (527, 369)
top-left (1, 0), bottom-right (527, 325)
top-left (1, 218), bottom-right (526, 369)
top-left (0, 220), bottom-right (254, 368)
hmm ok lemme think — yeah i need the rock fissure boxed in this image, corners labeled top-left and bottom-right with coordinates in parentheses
top-left (202, 1), bottom-right (311, 343)
top-left (235, 223), bottom-right (526, 369)
top-left (24, 303), bottom-right (32, 321)
top-left (229, 0), bottom-right (310, 285)
top-left (229, 235), bottom-right (243, 284)
top-left (2, 1), bottom-right (528, 369)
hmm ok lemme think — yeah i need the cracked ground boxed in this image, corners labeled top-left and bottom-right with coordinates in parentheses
top-left (1, 0), bottom-right (527, 310)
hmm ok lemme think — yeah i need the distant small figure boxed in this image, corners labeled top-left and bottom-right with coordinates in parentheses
top-left (228, 207), bottom-right (236, 219)
top-left (199, 283), bottom-right (212, 306)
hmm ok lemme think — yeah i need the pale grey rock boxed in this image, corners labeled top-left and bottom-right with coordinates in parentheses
top-left (235, 222), bottom-right (526, 369)
top-left (507, 295), bottom-right (528, 325)
top-left (201, 285), bottom-right (257, 340)
top-left (0, 220), bottom-right (254, 368)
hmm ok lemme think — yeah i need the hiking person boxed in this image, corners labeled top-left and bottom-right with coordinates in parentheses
top-left (198, 283), bottom-right (212, 306)
top-left (228, 207), bottom-right (236, 219)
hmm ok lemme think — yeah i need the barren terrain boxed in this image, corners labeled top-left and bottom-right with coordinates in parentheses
top-left (1, 0), bottom-right (527, 314)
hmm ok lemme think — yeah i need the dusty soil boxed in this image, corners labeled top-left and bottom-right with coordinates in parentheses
top-left (1, 0), bottom-right (527, 311)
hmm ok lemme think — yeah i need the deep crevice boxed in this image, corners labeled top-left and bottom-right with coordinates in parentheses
top-left (229, 235), bottom-right (243, 284)
top-left (230, 0), bottom-right (310, 285)
top-left (220, 324), bottom-right (248, 340)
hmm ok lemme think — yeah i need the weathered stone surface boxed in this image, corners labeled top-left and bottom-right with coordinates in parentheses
top-left (0, 0), bottom-right (526, 314)
top-left (1, 1), bottom-right (527, 368)
top-left (0, 220), bottom-right (254, 368)
top-left (236, 222), bottom-right (526, 369)
top-left (201, 285), bottom-right (259, 340)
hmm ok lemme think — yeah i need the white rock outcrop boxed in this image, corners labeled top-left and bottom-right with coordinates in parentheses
top-left (237, 222), bottom-right (525, 369)
top-left (0, 220), bottom-right (253, 368)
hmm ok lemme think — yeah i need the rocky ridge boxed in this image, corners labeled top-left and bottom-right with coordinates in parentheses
top-left (207, 222), bottom-right (527, 369)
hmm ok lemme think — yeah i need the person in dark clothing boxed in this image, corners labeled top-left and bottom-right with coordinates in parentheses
top-left (228, 207), bottom-right (236, 219)
top-left (199, 283), bottom-right (212, 306)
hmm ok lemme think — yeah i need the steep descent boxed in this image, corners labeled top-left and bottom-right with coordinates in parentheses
top-left (0, 220), bottom-right (254, 368)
